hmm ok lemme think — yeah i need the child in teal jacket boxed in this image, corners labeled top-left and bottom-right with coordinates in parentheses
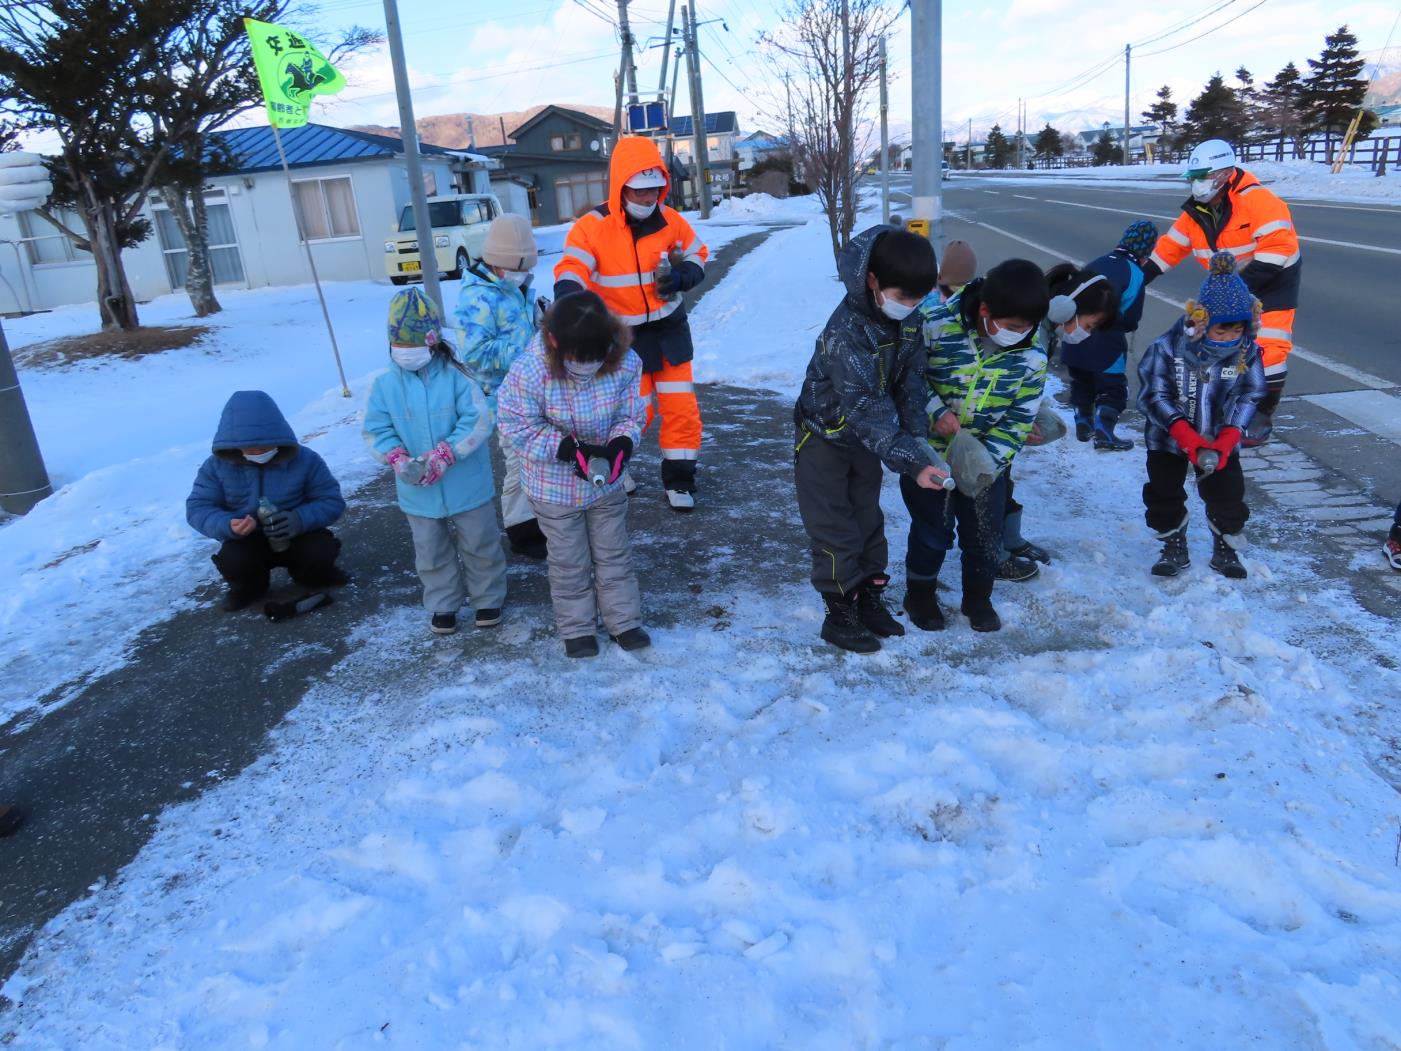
top-left (364, 288), bottom-right (507, 635)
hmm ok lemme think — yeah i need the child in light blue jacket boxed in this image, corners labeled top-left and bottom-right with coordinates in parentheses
top-left (364, 288), bottom-right (507, 635)
top-left (455, 213), bottom-right (546, 560)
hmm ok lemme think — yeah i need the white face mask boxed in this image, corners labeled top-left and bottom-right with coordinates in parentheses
top-left (1060, 323), bottom-right (1091, 345)
top-left (986, 318), bottom-right (1031, 348)
top-left (876, 290), bottom-right (917, 322)
top-left (505, 271), bottom-right (531, 287)
top-left (391, 345), bottom-right (433, 371)
top-left (624, 199), bottom-right (657, 221)
top-left (1191, 177), bottom-right (1220, 202)
top-left (243, 449), bottom-right (278, 464)
top-left (564, 358), bottom-right (604, 381)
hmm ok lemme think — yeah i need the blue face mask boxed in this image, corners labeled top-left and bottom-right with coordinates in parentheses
top-left (1202, 336), bottom-right (1243, 351)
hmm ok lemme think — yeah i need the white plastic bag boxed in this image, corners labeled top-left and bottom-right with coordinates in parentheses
top-left (947, 429), bottom-right (998, 497)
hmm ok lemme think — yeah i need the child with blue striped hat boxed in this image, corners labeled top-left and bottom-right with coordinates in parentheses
top-left (1137, 252), bottom-right (1267, 580)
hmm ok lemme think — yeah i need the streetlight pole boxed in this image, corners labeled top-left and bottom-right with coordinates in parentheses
top-left (910, 0), bottom-right (942, 241)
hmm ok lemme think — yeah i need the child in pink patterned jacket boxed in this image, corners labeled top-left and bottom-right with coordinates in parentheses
top-left (497, 291), bottom-right (649, 659)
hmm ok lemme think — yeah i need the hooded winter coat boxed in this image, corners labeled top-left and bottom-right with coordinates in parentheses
top-left (792, 224), bottom-right (935, 477)
top-left (1060, 247), bottom-right (1146, 373)
top-left (454, 261), bottom-right (535, 396)
top-left (186, 390), bottom-right (346, 541)
top-left (1137, 316), bottom-right (1267, 454)
top-left (552, 136), bottom-right (709, 373)
top-left (362, 353), bottom-right (496, 519)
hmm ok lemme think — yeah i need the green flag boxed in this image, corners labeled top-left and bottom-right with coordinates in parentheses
top-left (244, 18), bottom-right (346, 128)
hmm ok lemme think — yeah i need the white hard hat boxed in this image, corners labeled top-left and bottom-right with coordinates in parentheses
top-left (624, 167), bottom-right (667, 189)
top-left (1184, 139), bottom-right (1237, 178)
top-left (0, 152), bottom-right (53, 214)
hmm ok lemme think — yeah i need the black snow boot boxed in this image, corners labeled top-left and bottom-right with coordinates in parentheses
top-left (960, 576), bottom-right (1001, 633)
top-left (856, 575), bottom-right (905, 637)
top-left (1074, 410), bottom-right (1093, 442)
top-left (1151, 520), bottom-right (1191, 577)
top-left (821, 593), bottom-right (881, 654)
top-left (1092, 408), bottom-right (1134, 452)
top-left (902, 578), bottom-right (945, 632)
top-left (506, 519), bottom-right (548, 560)
top-left (1209, 531), bottom-right (1248, 579)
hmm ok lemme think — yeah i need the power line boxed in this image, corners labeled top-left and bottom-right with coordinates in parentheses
top-left (1131, 0), bottom-right (1242, 49)
top-left (1136, 0), bottom-right (1271, 57)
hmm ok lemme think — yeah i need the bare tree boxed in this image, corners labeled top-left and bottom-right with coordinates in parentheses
top-left (763, 0), bottom-right (898, 261)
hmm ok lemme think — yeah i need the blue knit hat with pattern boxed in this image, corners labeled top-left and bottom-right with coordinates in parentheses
top-left (387, 286), bottom-right (443, 346)
top-left (1118, 220), bottom-right (1158, 258)
top-left (1194, 251), bottom-right (1254, 326)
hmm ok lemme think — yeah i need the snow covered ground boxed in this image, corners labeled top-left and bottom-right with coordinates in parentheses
top-left (5, 197), bottom-right (1401, 1049)
top-left (0, 215), bottom-right (764, 727)
top-left (974, 159), bottom-right (1401, 205)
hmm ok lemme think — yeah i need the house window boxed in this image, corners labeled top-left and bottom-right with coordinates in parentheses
top-left (554, 172), bottom-right (607, 220)
top-left (152, 192), bottom-right (246, 289)
top-left (18, 209), bottom-right (82, 265)
top-left (550, 133), bottom-right (583, 152)
top-left (707, 136), bottom-right (721, 152)
top-left (291, 176), bottom-right (360, 240)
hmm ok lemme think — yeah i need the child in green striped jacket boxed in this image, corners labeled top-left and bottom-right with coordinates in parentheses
top-left (903, 258), bottom-right (1051, 634)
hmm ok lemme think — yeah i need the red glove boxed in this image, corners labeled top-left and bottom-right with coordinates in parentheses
top-left (1169, 419), bottom-right (1209, 465)
top-left (1209, 426), bottom-right (1242, 470)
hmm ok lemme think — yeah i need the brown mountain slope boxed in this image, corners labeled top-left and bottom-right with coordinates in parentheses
top-left (353, 104), bottom-right (615, 148)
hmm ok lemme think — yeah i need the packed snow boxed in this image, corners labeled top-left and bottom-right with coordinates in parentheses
top-left (4, 195), bottom-right (1401, 1049)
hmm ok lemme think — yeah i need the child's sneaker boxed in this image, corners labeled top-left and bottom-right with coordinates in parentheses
top-left (565, 636), bottom-right (600, 658)
top-left (1009, 540), bottom-right (1051, 564)
top-left (1385, 528), bottom-right (1401, 571)
top-left (474, 607), bottom-right (502, 627)
top-left (820, 594), bottom-right (880, 653)
top-left (431, 612), bottom-right (458, 635)
top-left (611, 627), bottom-right (651, 651)
top-left (997, 554), bottom-right (1040, 582)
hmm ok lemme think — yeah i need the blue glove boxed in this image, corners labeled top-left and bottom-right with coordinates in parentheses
top-left (263, 509), bottom-right (302, 542)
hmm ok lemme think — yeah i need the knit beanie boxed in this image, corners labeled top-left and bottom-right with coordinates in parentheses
top-left (481, 213), bottom-right (538, 271)
top-left (1185, 251), bottom-right (1259, 331)
top-left (939, 239), bottom-right (977, 287)
top-left (387, 286), bottom-right (443, 346)
top-left (1118, 220), bottom-right (1158, 258)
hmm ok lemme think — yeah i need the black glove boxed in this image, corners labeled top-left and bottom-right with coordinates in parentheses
top-left (671, 260), bottom-right (704, 293)
top-left (263, 509), bottom-right (302, 542)
top-left (602, 436), bottom-right (633, 483)
top-left (557, 435), bottom-right (601, 480)
top-left (656, 269), bottom-right (682, 296)
top-left (556, 435), bottom-right (579, 464)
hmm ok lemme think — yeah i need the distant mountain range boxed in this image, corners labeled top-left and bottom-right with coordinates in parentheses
top-left (351, 104), bottom-right (617, 149)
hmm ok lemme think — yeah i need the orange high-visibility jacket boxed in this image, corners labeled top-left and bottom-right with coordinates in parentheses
top-left (1146, 168), bottom-right (1301, 313)
top-left (553, 137), bottom-right (709, 373)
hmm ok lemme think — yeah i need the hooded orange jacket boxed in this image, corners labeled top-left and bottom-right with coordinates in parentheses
top-left (553, 136), bottom-right (709, 372)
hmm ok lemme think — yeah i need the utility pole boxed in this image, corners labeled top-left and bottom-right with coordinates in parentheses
top-left (1123, 43), bottom-right (1132, 167)
top-left (657, 0), bottom-right (677, 101)
top-left (617, 0), bottom-right (639, 104)
top-left (682, 4), bottom-right (711, 218)
top-left (1016, 97), bottom-right (1023, 169)
top-left (466, 114), bottom-right (476, 150)
top-left (910, 0), bottom-right (942, 241)
top-left (383, 0), bottom-right (443, 315)
top-left (966, 116), bottom-right (972, 170)
top-left (879, 36), bottom-right (889, 223)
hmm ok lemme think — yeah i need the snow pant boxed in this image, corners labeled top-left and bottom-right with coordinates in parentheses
top-left (1068, 361), bottom-right (1128, 417)
top-left (1248, 308), bottom-right (1294, 441)
top-left (794, 432), bottom-right (886, 597)
top-left (901, 470), bottom-right (1008, 602)
top-left (531, 488), bottom-right (642, 639)
top-left (405, 504), bottom-right (509, 615)
top-left (213, 528), bottom-right (342, 594)
top-left (495, 428), bottom-right (534, 530)
top-left (640, 359), bottom-right (702, 492)
top-left (1143, 450), bottom-right (1248, 536)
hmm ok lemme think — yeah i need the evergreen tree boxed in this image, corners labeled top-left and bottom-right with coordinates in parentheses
top-left (1302, 25), bottom-right (1371, 161)
top-left (1181, 73), bottom-right (1245, 146)
top-left (1261, 62), bottom-right (1307, 159)
top-left (1235, 66), bottom-right (1266, 138)
top-left (1142, 85), bottom-right (1178, 137)
top-left (1091, 130), bottom-right (1122, 166)
top-left (985, 123), bottom-right (1011, 169)
top-left (1033, 123), bottom-right (1065, 162)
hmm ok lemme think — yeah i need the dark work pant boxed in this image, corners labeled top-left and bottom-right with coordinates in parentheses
top-left (212, 528), bottom-right (342, 594)
top-left (1068, 365), bottom-right (1128, 416)
top-left (900, 470), bottom-right (1008, 598)
top-left (794, 435), bottom-right (887, 596)
top-left (1143, 451), bottom-right (1248, 536)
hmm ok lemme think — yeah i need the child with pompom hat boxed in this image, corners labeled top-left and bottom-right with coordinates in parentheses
top-left (1137, 251), bottom-right (1267, 580)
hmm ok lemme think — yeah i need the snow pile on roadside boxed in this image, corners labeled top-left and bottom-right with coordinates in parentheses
top-left (7, 401), bottom-right (1401, 1049)
top-left (709, 191), bottom-right (822, 222)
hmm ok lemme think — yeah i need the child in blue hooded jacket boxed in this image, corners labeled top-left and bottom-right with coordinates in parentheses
top-left (186, 390), bottom-right (348, 610)
top-left (364, 288), bottom-right (508, 635)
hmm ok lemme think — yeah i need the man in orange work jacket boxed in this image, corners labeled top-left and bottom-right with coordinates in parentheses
top-left (553, 137), bottom-right (710, 511)
top-left (1143, 138), bottom-right (1301, 445)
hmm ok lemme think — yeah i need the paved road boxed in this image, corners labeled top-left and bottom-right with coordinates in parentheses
top-left (884, 171), bottom-right (1401, 510)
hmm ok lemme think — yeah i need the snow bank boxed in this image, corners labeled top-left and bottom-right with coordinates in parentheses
top-left (708, 191), bottom-right (823, 222)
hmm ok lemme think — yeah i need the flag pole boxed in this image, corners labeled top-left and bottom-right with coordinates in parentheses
top-left (270, 124), bottom-right (351, 398)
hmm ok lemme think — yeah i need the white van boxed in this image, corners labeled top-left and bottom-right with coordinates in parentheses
top-left (384, 193), bottom-right (504, 285)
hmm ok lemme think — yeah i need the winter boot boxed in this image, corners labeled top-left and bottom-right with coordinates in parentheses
top-left (564, 635), bottom-right (600, 659)
top-left (1385, 527), bottom-right (1401, 572)
top-left (820, 593), bottom-right (881, 654)
top-left (1002, 509), bottom-right (1051, 565)
top-left (960, 574), bottom-right (1001, 632)
top-left (1151, 518), bottom-right (1190, 577)
top-left (506, 519), bottom-right (548, 560)
top-left (1092, 407), bottom-right (1134, 452)
top-left (431, 612), bottom-right (459, 635)
top-left (997, 554), bottom-right (1040, 582)
top-left (1209, 527), bottom-right (1248, 580)
top-left (1074, 410), bottom-right (1093, 443)
top-left (902, 578), bottom-right (945, 632)
top-left (662, 462), bottom-right (697, 513)
top-left (856, 575), bottom-right (905, 637)
top-left (222, 583), bottom-right (267, 612)
top-left (611, 627), bottom-right (652, 651)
